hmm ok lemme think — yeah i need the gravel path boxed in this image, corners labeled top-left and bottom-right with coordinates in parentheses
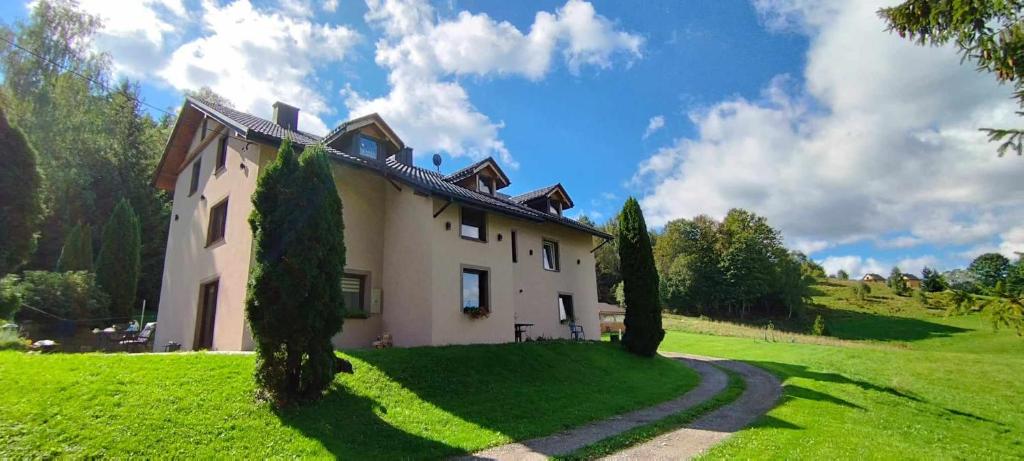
top-left (456, 356), bottom-right (728, 461)
top-left (600, 354), bottom-right (782, 460)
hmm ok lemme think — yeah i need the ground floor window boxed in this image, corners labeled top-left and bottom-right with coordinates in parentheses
top-left (558, 293), bottom-right (574, 323)
top-left (342, 273), bottom-right (367, 314)
top-left (194, 279), bottom-right (219, 350)
top-left (462, 267), bottom-right (489, 314)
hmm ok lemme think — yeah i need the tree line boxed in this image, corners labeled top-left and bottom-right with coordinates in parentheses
top-left (584, 207), bottom-right (816, 321)
top-left (0, 0), bottom-right (168, 324)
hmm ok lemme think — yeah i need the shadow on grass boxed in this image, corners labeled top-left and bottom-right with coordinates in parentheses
top-left (755, 415), bottom-right (803, 430)
top-left (751, 360), bottom-right (922, 403)
top-left (275, 383), bottom-right (459, 459)
top-left (815, 306), bottom-right (969, 342)
top-left (785, 385), bottom-right (865, 410)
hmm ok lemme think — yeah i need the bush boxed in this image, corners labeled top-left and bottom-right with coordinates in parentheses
top-left (852, 281), bottom-right (871, 301)
top-left (0, 329), bottom-right (27, 351)
top-left (811, 314), bottom-right (829, 336)
top-left (0, 274), bottom-right (20, 319)
top-left (3, 271), bottom-right (109, 322)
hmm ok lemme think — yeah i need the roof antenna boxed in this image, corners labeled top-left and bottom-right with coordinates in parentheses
top-left (432, 153), bottom-right (443, 173)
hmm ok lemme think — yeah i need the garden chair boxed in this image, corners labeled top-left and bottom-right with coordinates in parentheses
top-left (569, 322), bottom-right (585, 341)
top-left (119, 322), bottom-right (156, 352)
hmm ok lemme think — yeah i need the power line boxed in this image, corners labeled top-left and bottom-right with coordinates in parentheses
top-left (0, 34), bottom-right (177, 118)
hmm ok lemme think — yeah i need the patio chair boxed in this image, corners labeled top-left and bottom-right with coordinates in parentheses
top-left (569, 322), bottom-right (585, 341)
top-left (119, 322), bottom-right (156, 352)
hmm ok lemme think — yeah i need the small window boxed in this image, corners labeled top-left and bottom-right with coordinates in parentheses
top-left (215, 137), bottom-right (228, 171)
top-left (511, 230), bottom-right (518, 263)
top-left (342, 273), bottom-right (367, 314)
top-left (542, 239), bottom-right (559, 271)
top-left (462, 267), bottom-right (489, 312)
top-left (461, 207), bottom-right (486, 241)
top-left (357, 134), bottom-right (379, 158)
top-left (478, 175), bottom-right (493, 195)
top-left (558, 294), bottom-right (574, 324)
top-left (548, 200), bottom-right (562, 216)
top-left (206, 199), bottom-right (228, 246)
top-left (189, 157), bottom-right (202, 196)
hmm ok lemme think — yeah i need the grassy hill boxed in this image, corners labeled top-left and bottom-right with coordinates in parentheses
top-left (660, 279), bottom-right (1024, 459)
top-left (0, 341), bottom-right (697, 458)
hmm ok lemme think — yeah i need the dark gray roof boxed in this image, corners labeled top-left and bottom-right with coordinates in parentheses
top-left (188, 99), bottom-right (610, 240)
top-left (444, 157), bottom-right (511, 187)
top-left (510, 185), bottom-right (558, 203)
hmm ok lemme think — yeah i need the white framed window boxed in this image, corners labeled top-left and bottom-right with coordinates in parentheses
top-left (357, 134), bottom-right (379, 158)
top-left (542, 239), bottom-right (559, 271)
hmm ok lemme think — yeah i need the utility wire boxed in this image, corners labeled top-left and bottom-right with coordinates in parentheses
top-left (0, 34), bottom-right (177, 118)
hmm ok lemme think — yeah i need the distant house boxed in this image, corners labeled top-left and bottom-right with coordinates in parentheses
top-left (862, 273), bottom-right (885, 282)
top-left (900, 273), bottom-right (921, 289)
top-left (597, 303), bottom-right (625, 333)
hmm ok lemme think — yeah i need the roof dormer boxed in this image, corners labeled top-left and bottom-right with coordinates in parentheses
top-left (324, 113), bottom-right (406, 163)
top-left (444, 157), bottom-right (510, 195)
top-left (510, 184), bottom-right (574, 216)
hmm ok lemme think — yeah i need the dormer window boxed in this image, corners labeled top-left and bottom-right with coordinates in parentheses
top-left (478, 175), bottom-right (493, 195)
top-left (357, 134), bottom-right (380, 159)
top-left (548, 200), bottom-right (562, 216)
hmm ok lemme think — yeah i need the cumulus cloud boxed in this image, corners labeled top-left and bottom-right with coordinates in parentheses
top-left (76, 0), bottom-right (186, 77)
top-left (822, 254), bottom-right (940, 279)
top-left (642, 115), bottom-right (665, 139)
top-left (347, 0), bottom-right (642, 165)
top-left (78, 0), bottom-right (359, 135)
top-left (158, 0), bottom-right (359, 134)
top-left (634, 1), bottom-right (1024, 264)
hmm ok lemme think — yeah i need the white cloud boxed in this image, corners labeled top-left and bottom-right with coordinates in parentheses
top-left (997, 226), bottom-right (1024, 259)
top-left (78, 0), bottom-right (359, 135)
top-left (76, 0), bottom-right (187, 77)
top-left (157, 0), bottom-right (360, 135)
top-left (347, 0), bottom-right (642, 165)
top-left (634, 1), bottom-right (1024, 264)
top-left (322, 0), bottom-right (339, 12)
top-left (821, 255), bottom-right (887, 279)
top-left (877, 235), bottom-right (923, 249)
top-left (642, 115), bottom-right (665, 139)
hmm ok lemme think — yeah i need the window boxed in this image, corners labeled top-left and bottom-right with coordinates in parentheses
top-left (206, 199), bottom-right (228, 246)
top-left (195, 279), bottom-right (219, 350)
top-left (462, 267), bottom-right (489, 312)
top-left (542, 239), bottom-right (559, 271)
top-left (478, 175), bottom-right (493, 195)
top-left (511, 230), bottom-right (518, 263)
top-left (215, 137), bottom-right (228, 172)
top-left (342, 273), bottom-right (366, 314)
top-left (558, 294), bottom-right (574, 324)
top-left (357, 134), bottom-right (379, 158)
top-left (461, 207), bottom-right (486, 241)
top-left (188, 157), bottom-right (201, 196)
top-left (548, 200), bottom-right (562, 216)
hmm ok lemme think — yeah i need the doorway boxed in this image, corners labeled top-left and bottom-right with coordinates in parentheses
top-left (194, 279), bottom-right (219, 350)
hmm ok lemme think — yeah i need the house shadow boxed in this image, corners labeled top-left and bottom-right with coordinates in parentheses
top-left (274, 382), bottom-right (460, 459)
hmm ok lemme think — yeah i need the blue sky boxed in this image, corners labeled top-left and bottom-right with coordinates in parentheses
top-left (2, 0), bottom-right (1021, 277)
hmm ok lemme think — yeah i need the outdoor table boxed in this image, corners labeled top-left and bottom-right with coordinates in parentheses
top-left (514, 323), bottom-right (534, 343)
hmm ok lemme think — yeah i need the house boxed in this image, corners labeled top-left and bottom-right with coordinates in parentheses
top-left (151, 97), bottom-right (611, 351)
top-left (862, 273), bottom-right (885, 282)
top-left (597, 303), bottom-right (626, 333)
top-left (900, 273), bottom-right (921, 289)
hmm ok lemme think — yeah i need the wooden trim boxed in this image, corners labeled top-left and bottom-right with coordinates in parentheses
top-left (433, 199), bottom-right (453, 218)
top-left (176, 126), bottom-right (226, 176)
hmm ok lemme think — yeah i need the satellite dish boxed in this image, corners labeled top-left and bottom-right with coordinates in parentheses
top-left (432, 153), bottom-right (443, 172)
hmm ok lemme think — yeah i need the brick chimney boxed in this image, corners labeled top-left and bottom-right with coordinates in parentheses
top-left (272, 101), bottom-right (299, 130)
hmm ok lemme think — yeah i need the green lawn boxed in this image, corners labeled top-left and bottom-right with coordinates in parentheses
top-left (0, 341), bottom-right (697, 458)
top-left (659, 280), bottom-right (1024, 460)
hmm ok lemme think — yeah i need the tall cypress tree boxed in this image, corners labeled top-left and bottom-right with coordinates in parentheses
top-left (0, 107), bottom-right (43, 277)
top-left (56, 222), bottom-right (93, 272)
top-left (618, 197), bottom-right (665, 357)
top-left (95, 199), bottom-right (141, 318)
top-left (247, 140), bottom-right (346, 405)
